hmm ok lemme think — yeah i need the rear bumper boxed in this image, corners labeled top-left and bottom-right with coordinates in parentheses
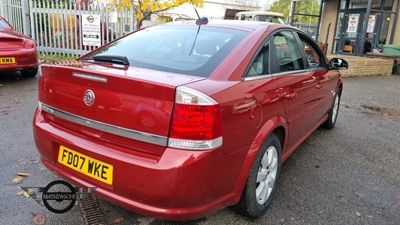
top-left (0, 49), bottom-right (37, 72)
top-left (33, 108), bottom-right (242, 220)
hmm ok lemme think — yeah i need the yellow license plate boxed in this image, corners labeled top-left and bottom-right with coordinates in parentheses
top-left (58, 145), bottom-right (113, 185)
top-left (0, 57), bottom-right (15, 64)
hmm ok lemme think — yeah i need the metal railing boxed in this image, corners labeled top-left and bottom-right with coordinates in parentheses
top-left (1, 0), bottom-right (135, 58)
top-left (0, 0), bottom-right (24, 34)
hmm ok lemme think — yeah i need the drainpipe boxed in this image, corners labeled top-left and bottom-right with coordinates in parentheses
top-left (324, 23), bottom-right (331, 55)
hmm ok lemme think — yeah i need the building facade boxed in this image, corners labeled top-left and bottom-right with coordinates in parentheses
top-left (319, 0), bottom-right (400, 55)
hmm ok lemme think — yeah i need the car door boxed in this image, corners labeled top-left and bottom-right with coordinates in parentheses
top-left (221, 41), bottom-right (288, 154)
top-left (296, 32), bottom-right (340, 122)
top-left (270, 30), bottom-right (319, 148)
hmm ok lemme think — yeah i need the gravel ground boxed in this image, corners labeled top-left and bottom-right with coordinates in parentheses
top-left (1, 72), bottom-right (399, 225)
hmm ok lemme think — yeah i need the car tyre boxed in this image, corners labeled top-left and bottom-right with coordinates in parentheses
top-left (322, 88), bottom-right (341, 129)
top-left (21, 67), bottom-right (38, 77)
top-left (235, 133), bottom-right (281, 217)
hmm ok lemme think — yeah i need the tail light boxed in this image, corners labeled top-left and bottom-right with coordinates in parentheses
top-left (24, 39), bottom-right (35, 49)
top-left (168, 87), bottom-right (223, 150)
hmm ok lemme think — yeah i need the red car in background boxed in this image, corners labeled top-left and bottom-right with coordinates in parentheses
top-left (0, 16), bottom-right (38, 77)
top-left (34, 20), bottom-right (348, 220)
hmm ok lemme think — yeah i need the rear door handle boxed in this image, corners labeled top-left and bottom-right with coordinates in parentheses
top-left (315, 83), bottom-right (323, 89)
top-left (284, 92), bottom-right (298, 100)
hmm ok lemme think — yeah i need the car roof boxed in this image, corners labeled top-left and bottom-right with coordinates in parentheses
top-left (166, 19), bottom-right (289, 32)
top-left (235, 11), bottom-right (284, 17)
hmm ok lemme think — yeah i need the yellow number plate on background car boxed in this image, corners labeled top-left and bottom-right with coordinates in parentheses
top-left (58, 146), bottom-right (113, 185)
top-left (0, 57), bottom-right (15, 64)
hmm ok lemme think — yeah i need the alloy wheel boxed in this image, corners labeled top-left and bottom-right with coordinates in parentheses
top-left (256, 146), bottom-right (278, 205)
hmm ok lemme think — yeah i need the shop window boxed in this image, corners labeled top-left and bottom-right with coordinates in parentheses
top-left (384, 0), bottom-right (393, 7)
top-left (340, 0), bottom-right (346, 9)
top-left (349, 0), bottom-right (382, 9)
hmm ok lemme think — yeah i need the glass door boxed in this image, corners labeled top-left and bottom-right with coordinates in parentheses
top-left (341, 12), bottom-right (364, 54)
top-left (364, 13), bottom-right (379, 53)
top-left (340, 11), bottom-right (379, 55)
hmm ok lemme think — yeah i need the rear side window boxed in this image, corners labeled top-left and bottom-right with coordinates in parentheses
top-left (83, 25), bottom-right (249, 77)
top-left (272, 31), bottom-right (305, 72)
top-left (246, 44), bottom-right (269, 77)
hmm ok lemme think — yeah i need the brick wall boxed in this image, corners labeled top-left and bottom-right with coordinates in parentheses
top-left (328, 55), bottom-right (394, 77)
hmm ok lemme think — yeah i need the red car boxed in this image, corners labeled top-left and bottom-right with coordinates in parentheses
top-left (33, 20), bottom-right (347, 220)
top-left (0, 16), bottom-right (38, 76)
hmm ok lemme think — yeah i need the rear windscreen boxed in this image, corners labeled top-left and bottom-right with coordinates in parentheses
top-left (83, 25), bottom-right (249, 77)
top-left (0, 18), bottom-right (10, 29)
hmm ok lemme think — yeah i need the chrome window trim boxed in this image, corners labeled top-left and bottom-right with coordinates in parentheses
top-left (271, 69), bottom-right (311, 77)
top-left (39, 102), bottom-right (167, 146)
top-left (243, 69), bottom-right (312, 81)
top-left (243, 74), bottom-right (273, 81)
top-left (72, 72), bottom-right (108, 83)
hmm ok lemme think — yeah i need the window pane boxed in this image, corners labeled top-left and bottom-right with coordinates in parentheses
top-left (301, 41), bottom-right (321, 69)
top-left (384, 0), bottom-right (393, 7)
top-left (273, 31), bottom-right (305, 72)
top-left (349, 0), bottom-right (382, 9)
top-left (83, 25), bottom-right (249, 77)
top-left (247, 45), bottom-right (269, 77)
top-left (0, 18), bottom-right (10, 29)
top-left (340, 0), bottom-right (346, 9)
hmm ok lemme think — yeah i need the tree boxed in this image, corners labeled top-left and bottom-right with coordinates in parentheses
top-left (225, 0), bottom-right (261, 9)
top-left (269, 0), bottom-right (320, 25)
top-left (109, 0), bottom-right (204, 29)
top-left (269, 0), bottom-right (291, 22)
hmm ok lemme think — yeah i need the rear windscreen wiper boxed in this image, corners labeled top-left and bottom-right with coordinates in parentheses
top-left (92, 55), bottom-right (129, 66)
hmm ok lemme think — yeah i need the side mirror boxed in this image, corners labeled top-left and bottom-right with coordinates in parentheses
top-left (330, 58), bottom-right (348, 70)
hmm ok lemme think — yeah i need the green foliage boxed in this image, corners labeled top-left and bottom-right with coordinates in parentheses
top-left (269, 0), bottom-right (291, 21)
top-left (110, 0), bottom-right (204, 29)
top-left (39, 53), bottom-right (77, 61)
top-left (270, 0), bottom-right (320, 25)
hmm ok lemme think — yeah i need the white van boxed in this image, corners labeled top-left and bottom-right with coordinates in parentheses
top-left (234, 11), bottom-right (286, 24)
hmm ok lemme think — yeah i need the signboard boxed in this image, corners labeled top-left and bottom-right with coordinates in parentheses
top-left (347, 15), bottom-right (359, 33)
top-left (82, 14), bottom-right (101, 47)
top-left (367, 15), bottom-right (376, 33)
top-left (350, 0), bottom-right (381, 9)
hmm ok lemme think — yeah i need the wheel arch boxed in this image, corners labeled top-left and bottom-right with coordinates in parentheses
top-left (272, 126), bottom-right (285, 152)
top-left (337, 78), bottom-right (343, 96)
top-left (231, 116), bottom-right (287, 203)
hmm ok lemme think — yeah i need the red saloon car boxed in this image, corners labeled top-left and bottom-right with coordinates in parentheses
top-left (33, 20), bottom-right (347, 220)
top-left (0, 16), bottom-right (38, 76)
